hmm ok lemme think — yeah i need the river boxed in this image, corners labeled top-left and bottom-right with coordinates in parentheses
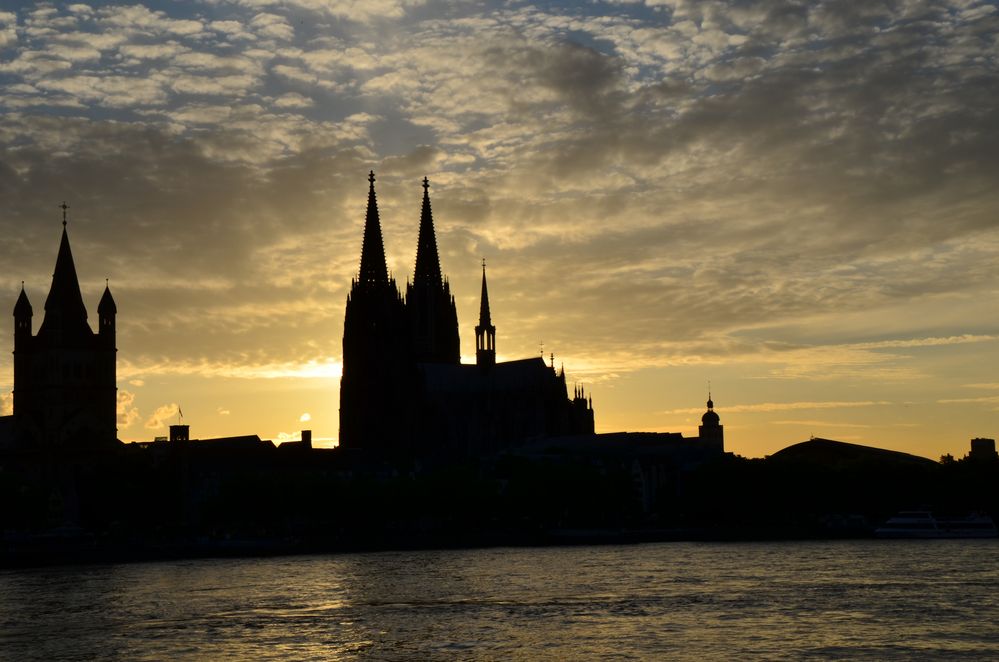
top-left (1, 540), bottom-right (997, 660)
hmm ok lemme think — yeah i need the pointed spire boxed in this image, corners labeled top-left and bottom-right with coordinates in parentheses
top-left (39, 219), bottom-right (89, 335)
top-left (358, 171), bottom-right (389, 285)
top-left (14, 282), bottom-right (32, 318)
top-left (475, 257), bottom-right (496, 370)
top-left (478, 258), bottom-right (492, 327)
top-left (98, 280), bottom-right (116, 316)
top-left (413, 176), bottom-right (442, 286)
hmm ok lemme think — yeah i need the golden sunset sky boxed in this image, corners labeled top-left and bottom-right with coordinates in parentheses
top-left (1, 1), bottom-right (997, 458)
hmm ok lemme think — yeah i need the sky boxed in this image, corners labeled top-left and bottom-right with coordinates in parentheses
top-left (0, 0), bottom-right (997, 459)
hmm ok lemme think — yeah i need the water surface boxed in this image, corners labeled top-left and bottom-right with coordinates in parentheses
top-left (2, 540), bottom-right (997, 660)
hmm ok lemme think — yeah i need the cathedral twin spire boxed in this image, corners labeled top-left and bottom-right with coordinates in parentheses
top-left (358, 171), bottom-right (389, 285)
top-left (414, 177), bottom-right (443, 287)
top-left (359, 171), bottom-right (446, 287)
top-left (357, 171), bottom-right (460, 364)
top-left (358, 171), bottom-right (444, 287)
top-left (355, 172), bottom-right (494, 366)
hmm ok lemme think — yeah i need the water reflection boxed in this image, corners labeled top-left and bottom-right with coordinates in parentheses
top-left (1, 541), bottom-right (998, 660)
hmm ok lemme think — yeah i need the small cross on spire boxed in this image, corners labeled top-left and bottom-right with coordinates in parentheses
top-left (422, 176), bottom-right (429, 192)
top-left (540, 339), bottom-right (544, 356)
top-left (59, 201), bottom-right (69, 227)
top-left (368, 170), bottom-right (376, 185)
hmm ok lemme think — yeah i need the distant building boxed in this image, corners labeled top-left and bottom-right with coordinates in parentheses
top-left (339, 172), bottom-right (594, 456)
top-left (8, 208), bottom-right (117, 448)
top-left (969, 437), bottom-right (997, 460)
top-left (698, 394), bottom-right (724, 452)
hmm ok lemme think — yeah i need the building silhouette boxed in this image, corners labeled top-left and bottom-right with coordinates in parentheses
top-left (338, 172), bottom-right (413, 453)
top-left (698, 393), bottom-right (724, 452)
top-left (339, 172), bottom-right (594, 455)
top-left (7, 206), bottom-right (118, 448)
top-left (969, 437), bottom-right (998, 460)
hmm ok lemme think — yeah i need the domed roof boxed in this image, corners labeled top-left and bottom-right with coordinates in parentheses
top-left (701, 394), bottom-right (719, 425)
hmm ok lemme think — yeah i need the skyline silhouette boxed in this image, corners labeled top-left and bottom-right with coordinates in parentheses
top-left (1, 181), bottom-right (989, 463)
top-left (0, 2), bottom-right (997, 459)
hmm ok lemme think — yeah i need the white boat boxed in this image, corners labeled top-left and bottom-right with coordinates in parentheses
top-left (875, 511), bottom-right (998, 539)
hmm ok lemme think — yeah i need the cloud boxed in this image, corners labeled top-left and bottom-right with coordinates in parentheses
top-left (249, 12), bottom-right (294, 41)
top-left (663, 401), bottom-right (892, 415)
top-left (273, 92), bottom-right (314, 108)
top-left (937, 396), bottom-right (999, 405)
top-left (97, 5), bottom-right (204, 37)
top-left (210, 20), bottom-right (256, 41)
top-left (121, 358), bottom-right (343, 381)
top-left (117, 389), bottom-right (141, 429)
top-left (771, 420), bottom-right (872, 429)
top-left (37, 74), bottom-right (168, 107)
top-left (167, 73), bottom-right (259, 96)
top-left (214, 0), bottom-right (426, 22)
top-left (145, 403), bottom-right (180, 430)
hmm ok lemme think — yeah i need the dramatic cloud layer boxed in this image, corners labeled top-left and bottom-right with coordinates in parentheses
top-left (1, 0), bottom-right (997, 457)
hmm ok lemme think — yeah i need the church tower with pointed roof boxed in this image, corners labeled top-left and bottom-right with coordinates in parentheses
top-left (405, 177), bottom-right (460, 364)
top-left (11, 204), bottom-right (118, 448)
top-left (339, 172), bottom-right (413, 451)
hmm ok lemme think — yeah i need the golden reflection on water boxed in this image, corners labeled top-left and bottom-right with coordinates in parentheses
top-left (1, 541), bottom-right (999, 660)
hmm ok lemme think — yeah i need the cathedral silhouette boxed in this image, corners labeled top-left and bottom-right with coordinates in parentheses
top-left (0, 182), bottom-right (720, 458)
top-left (9, 204), bottom-right (117, 448)
top-left (339, 172), bottom-right (595, 456)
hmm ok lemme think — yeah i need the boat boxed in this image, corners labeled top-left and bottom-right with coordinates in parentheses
top-left (875, 511), bottom-right (998, 539)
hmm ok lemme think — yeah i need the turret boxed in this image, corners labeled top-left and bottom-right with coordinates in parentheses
top-left (98, 281), bottom-right (116, 341)
top-left (13, 283), bottom-right (32, 343)
top-left (698, 390), bottom-right (724, 452)
top-left (475, 259), bottom-right (496, 369)
top-left (12, 284), bottom-right (33, 419)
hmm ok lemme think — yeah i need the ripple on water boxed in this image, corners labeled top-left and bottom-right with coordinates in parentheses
top-left (1, 540), bottom-right (998, 660)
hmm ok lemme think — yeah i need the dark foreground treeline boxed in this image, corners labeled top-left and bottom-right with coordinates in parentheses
top-left (1, 441), bottom-right (996, 566)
